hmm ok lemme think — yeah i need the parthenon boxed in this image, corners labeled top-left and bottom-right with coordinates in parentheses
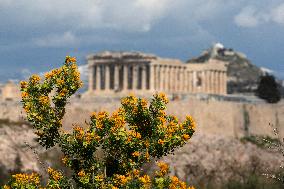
top-left (86, 51), bottom-right (227, 95)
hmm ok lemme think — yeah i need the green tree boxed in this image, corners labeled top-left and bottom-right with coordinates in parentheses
top-left (256, 74), bottom-right (281, 103)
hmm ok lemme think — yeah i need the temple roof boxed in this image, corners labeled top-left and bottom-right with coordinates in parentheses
top-left (86, 51), bottom-right (157, 60)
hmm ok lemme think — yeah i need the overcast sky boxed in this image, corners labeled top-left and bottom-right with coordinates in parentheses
top-left (1, 0), bottom-right (284, 81)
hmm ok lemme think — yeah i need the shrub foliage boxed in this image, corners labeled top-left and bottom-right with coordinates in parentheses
top-left (256, 74), bottom-right (281, 103)
top-left (3, 56), bottom-right (196, 189)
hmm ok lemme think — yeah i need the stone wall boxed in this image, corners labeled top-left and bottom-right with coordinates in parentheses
top-left (1, 95), bottom-right (283, 139)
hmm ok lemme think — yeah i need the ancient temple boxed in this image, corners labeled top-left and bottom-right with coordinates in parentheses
top-left (86, 51), bottom-right (227, 95)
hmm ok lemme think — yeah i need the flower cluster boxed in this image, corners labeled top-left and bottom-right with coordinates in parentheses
top-left (4, 56), bottom-right (196, 189)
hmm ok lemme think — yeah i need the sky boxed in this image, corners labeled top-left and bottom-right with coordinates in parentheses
top-left (1, 0), bottom-right (284, 82)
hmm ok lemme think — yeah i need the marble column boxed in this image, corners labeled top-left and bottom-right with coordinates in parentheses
top-left (141, 65), bottom-right (147, 90)
top-left (218, 71), bottom-right (221, 94)
top-left (164, 66), bottom-right (169, 92)
top-left (133, 65), bottom-right (138, 90)
top-left (188, 71), bottom-right (192, 92)
top-left (192, 71), bottom-right (197, 93)
top-left (123, 64), bottom-right (128, 90)
top-left (170, 67), bottom-right (173, 92)
top-left (96, 65), bottom-right (101, 91)
top-left (172, 67), bottom-right (175, 92)
top-left (105, 65), bottom-right (110, 91)
top-left (150, 65), bottom-right (155, 91)
top-left (159, 66), bottom-right (163, 91)
top-left (224, 71), bottom-right (227, 94)
top-left (114, 64), bottom-right (119, 90)
top-left (214, 71), bottom-right (217, 94)
top-left (206, 70), bottom-right (210, 93)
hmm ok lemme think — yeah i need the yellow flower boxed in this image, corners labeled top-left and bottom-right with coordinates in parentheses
top-left (78, 170), bottom-right (86, 177)
top-left (21, 92), bottom-right (29, 99)
top-left (65, 56), bottom-right (77, 63)
top-left (171, 176), bottom-right (180, 186)
top-left (98, 111), bottom-right (108, 120)
top-left (12, 173), bottom-right (40, 185)
top-left (145, 140), bottom-right (150, 148)
top-left (133, 169), bottom-right (140, 177)
top-left (145, 151), bottom-right (150, 161)
top-left (47, 167), bottom-right (63, 181)
top-left (62, 156), bottom-right (68, 165)
top-left (132, 151), bottom-right (140, 157)
top-left (30, 74), bottom-right (41, 84)
top-left (140, 98), bottom-right (148, 108)
top-left (158, 139), bottom-right (165, 145)
top-left (182, 134), bottom-right (190, 141)
top-left (39, 95), bottom-right (49, 105)
top-left (186, 115), bottom-right (196, 130)
top-left (157, 92), bottom-right (169, 104)
top-left (20, 81), bottom-right (28, 89)
top-left (157, 162), bottom-right (169, 175)
top-left (139, 175), bottom-right (151, 185)
top-left (115, 175), bottom-right (130, 185)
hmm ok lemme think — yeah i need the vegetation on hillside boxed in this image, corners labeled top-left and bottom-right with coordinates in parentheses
top-left (255, 75), bottom-right (281, 103)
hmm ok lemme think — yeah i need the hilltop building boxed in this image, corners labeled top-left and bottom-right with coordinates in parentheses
top-left (86, 51), bottom-right (227, 96)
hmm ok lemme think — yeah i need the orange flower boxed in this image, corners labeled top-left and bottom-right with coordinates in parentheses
top-left (182, 134), bottom-right (190, 141)
top-left (158, 139), bottom-right (165, 145)
top-left (132, 151), bottom-right (140, 157)
top-left (78, 170), bottom-right (86, 177)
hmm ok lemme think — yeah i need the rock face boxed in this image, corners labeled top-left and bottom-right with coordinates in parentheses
top-left (187, 44), bottom-right (264, 94)
top-left (161, 132), bottom-right (283, 188)
top-left (0, 120), bottom-right (70, 185)
top-left (0, 121), bottom-right (40, 185)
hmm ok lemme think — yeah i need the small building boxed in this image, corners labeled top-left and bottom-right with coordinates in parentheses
top-left (86, 51), bottom-right (227, 96)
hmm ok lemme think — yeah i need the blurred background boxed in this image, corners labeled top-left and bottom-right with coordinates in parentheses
top-left (0, 1), bottom-right (284, 188)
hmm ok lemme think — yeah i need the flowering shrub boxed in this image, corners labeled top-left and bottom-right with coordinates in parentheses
top-left (3, 56), bottom-right (196, 189)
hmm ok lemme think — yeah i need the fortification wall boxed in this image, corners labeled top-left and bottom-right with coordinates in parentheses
top-left (1, 96), bottom-right (283, 138)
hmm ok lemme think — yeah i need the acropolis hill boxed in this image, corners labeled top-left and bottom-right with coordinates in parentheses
top-left (0, 50), bottom-right (283, 139)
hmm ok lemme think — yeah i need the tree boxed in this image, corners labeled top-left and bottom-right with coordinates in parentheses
top-left (3, 56), bottom-right (196, 189)
top-left (256, 74), bottom-right (281, 103)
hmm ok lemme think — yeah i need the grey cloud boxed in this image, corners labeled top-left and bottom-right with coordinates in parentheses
top-left (234, 3), bottom-right (284, 28)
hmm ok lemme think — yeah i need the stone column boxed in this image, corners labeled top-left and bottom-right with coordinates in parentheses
top-left (96, 65), bottom-right (101, 91)
top-left (133, 65), bottom-right (138, 90)
top-left (218, 71), bottom-right (221, 94)
top-left (123, 64), bottom-right (128, 91)
top-left (164, 66), bottom-right (169, 92)
top-left (201, 71), bottom-right (205, 93)
top-left (159, 66), bottom-right (163, 91)
top-left (114, 64), bottom-right (119, 91)
top-left (141, 65), bottom-right (147, 91)
top-left (192, 71), bottom-right (197, 93)
top-left (188, 71), bottom-right (192, 93)
top-left (168, 66), bottom-right (172, 92)
top-left (224, 71), bottom-right (227, 95)
top-left (88, 65), bottom-right (94, 92)
top-left (185, 71), bottom-right (189, 92)
top-left (105, 64), bottom-right (110, 91)
top-left (214, 71), bottom-right (217, 94)
top-left (179, 67), bottom-right (183, 92)
top-left (150, 65), bottom-right (155, 91)
top-left (182, 68), bottom-right (186, 92)
top-left (205, 70), bottom-right (209, 93)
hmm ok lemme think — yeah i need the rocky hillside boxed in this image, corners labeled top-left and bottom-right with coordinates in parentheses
top-left (0, 120), bottom-right (282, 188)
top-left (187, 43), bottom-right (265, 94)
